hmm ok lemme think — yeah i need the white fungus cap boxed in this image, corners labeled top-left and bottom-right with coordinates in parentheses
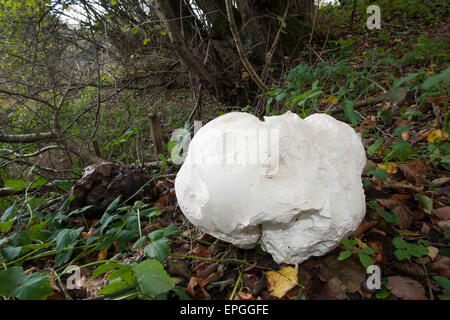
top-left (175, 111), bottom-right (366, 264)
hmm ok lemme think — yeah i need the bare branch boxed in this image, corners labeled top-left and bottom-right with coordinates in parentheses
top-left (224, 0), bottom-right (268, 92)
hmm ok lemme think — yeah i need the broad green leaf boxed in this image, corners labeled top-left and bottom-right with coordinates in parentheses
top-left (407, 244), bottom-right (428, 258)
top-left (92, 263), bottom-right (124, 278)
top-left (0, 220), bottom-right (14, 233)
top-left (53, 180), bottom-right (74, 192)
top-left (148, 229), bottom-right (164, 241)
top-left (4, 179), bottom-right (25, 191)
top-left (337, 250), bottom-right (352, 261)
top-left (12, 272), bottom-right (53, 300)
top-left (394, 249), bottom-right (410, 261)
top-left (367, 168), bottom-right (388, 180)
top-left (132, 236), bottom-right (146, 249)
top-left (360, 247), bottom-right (375, 255)
top-left (341, 239), bottom-right (357, 248)
top-left (0, 267), bottom-right (25, 297)
top-left (97, 280), bottom-right (130, 295)
top-left (416, 193), bottom-right (433, 214)
top-left (368, 138), bottom-right (383, 157)
top-left (133, 259), bottom-right (175, 298)
top-left (163, 224), bottom-right (182, 237)
top-left (378, 211), bottom-right (400, 224)
top-left (54, 227), bottom-right (84, 266)
top-left (1, 246), bottom-right (22, 261)
top-left (376, 286), bottom-right (391, 299)
top-left (144, 238), bottom-right (171, 262)
top-left (171, 287), bottom-right (192, 300)
top-left (343, 100), bottom-right (360, 126)
top-left (105, 196), bottom-right (122, 214)
top-left (434, 276), bottom-right (450, 294)
top-left (358, 253), bottom-right (373, 268)
top-left (392, 237), bottom-right (407, 249)
top-left (1, 203), bottom-right (17, 222)
top-left (385, 140), bottom-right (411, 162)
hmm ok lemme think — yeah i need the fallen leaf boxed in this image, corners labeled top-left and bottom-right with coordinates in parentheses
top-left (265, 267), bottom-right (298, 299)
top-left (427, 130), bottom-right (448, 143)
top-left (433, 207), bottom-right (450, 220)
top-left (192, 244), bottom-right (210, 258)
top-left (320, 254), bottom-right (365, 293)
top-left (431, 177), bottom-right (450, 188)
top-left (431, 256), bottom-right (450, 278)
top-left (392, 204), bottom-right (412, 229)
top-left (187, 276), bottom-right (210, 300)
top-left (386, 276), bottom-right (426, 300)
top-left (393, 194), bottom-right (412, 202)
top-left (328, 277), bottom-right (347, 300)
top-left (97, 249), bottom-right (108, 261)
top-left (234, 291), bottom-right (255, 300)
top-left (392, 181), bottom-right (424, 193)
top-left (378, 162), bottom-right (398, 174)
top-left (427, 246), bottom-right (439, 261)
top-left (376, 198), bottom-right (401, 209)
top-left (167, 259), bottom-right (192, 279)
top-left (352, 220), bottom-right (378, 237)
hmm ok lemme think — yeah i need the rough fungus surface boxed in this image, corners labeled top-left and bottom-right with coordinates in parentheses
top-left (175, 111), bottom-right (367, 264)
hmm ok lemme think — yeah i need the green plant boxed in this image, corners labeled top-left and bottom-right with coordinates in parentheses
top-left (337, 238), bottom-right (375, 268)
top-left (392, 237), bottom-right (429, 261)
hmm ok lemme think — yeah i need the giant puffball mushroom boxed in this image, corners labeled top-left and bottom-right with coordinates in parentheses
top-left (175, 111), bottom-right (366, 264)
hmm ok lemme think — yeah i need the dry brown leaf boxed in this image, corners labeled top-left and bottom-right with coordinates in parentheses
top-left (392, 193), bottom-right (412, 202)
top-left (97, 249), bottom-right (108, 261)
top-left (376, 198), bottom-right (401, 210)
top-left (265, 267), bottom-right (298, 299)
top-left (392, 204), bottom-right (412, 229)
top-left (431, 256), bottom-right (450, 278)
top-left (320, 255), bottom-right (365, 293)
top-left (187, 276), bottom-right (210, 300)
top-left (386, 276), bottom-right (426, 300)
top-left (328, 277), bottom-right (347, 300)
top-left (433, 207), bottom-right (450, 220)
top-left (192, 244), bottom-right (210, 258)
top-left (234, 291), bottom-right (255, 300)
top-left (392, 181), bottom-right (424, 193)
top-left (352, 220), bottom-right (378, 237)
top-left (427, 246), bottom-right (439, 261)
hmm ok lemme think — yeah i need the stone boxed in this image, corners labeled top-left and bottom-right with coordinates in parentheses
top-left (175, 111), bottom-right (366, 264)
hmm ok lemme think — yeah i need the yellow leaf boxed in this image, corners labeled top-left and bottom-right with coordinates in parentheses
top-left (378, 162), bottom-right (398, 174)
top-left (356, 238), bottom-right (368, 249)
top-left (265, 267), bottom-right (298, 298)
top-left (427, 130), bottom-right (448, 143)
top-left (97, 249), bottom-right (108, 261)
